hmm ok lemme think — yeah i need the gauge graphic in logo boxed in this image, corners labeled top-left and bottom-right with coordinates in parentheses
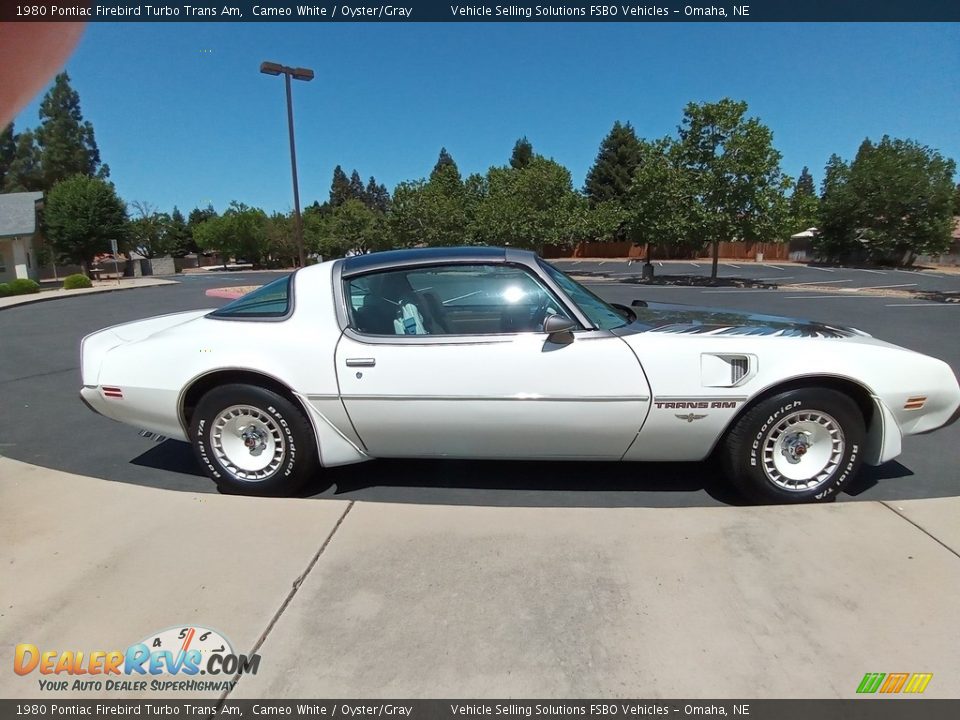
top-left (137, 625), bottom-right (233, 673)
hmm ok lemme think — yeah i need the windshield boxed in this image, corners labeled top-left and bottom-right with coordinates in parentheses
top-left (208, 276), bottom-right (291, 319)
top-left (539, 260), bottom-right (629, 330)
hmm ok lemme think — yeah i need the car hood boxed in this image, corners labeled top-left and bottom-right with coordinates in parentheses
top-left (625, 302), bottom-right (868, 339)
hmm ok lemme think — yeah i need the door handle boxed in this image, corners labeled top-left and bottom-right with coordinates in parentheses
top-left (345, 357), bottom-right (376, 367)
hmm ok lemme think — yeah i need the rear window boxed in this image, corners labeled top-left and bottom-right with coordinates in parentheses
top-left (208, 276), bottom-right (291, 319)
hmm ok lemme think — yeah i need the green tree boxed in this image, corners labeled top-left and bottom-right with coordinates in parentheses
top-left (263, 212), bottom-right (299, 267)
top-left (186, 204), bottom-right (217, 254)
top-left (330, 165), bottom-right (352, 207)
top-left (674, 99), bottom-right (790, 279)
top-left (818, 137), bottom-right (956, 264)
top-left (167, 206), bottom-right (192, 257)
top-left (432, 147), bottom-right (459, 181)
top-left (584, 121), bottom-right (642, 205)
top-left (127, 201), bottom-right (174, 258)
top-left (2, 129), bottom-right (43, 192)
top-left (36, 72), bottom-right (108, 189)
top-left (0, 123), bottom-right (15, 190)
top-left (310, 199), bottom-right (387, 256)
top-left (510, 137), bottom-right (534, 170)
top-left (626, 138), bottom-right (698, 254)
top-left (816, 154), bottom-right (857, 261)
top-left (473, 156), bottom-right (581, 250)
top-left (193, 202), bottom-right (269, 265)
top-left (364, 176), bottom-right (390, 213)
top-left (390, 150), bottom-right (471, 248)
top-left (787, 166), bottom-right (820, 234)
top-left (44, 175), bottom-right (127, 274)
top-left (348, 169), bottom-right (365, 201)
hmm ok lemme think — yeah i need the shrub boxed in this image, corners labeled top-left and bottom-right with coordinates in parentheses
top-left (63, 273), bottom-right (93, 290)
top-left (0, 283), bottom-right (10, 297)
top-left (7, 278), bottom-right (40, 295)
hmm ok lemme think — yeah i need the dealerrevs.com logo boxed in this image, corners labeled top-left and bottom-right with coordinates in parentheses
top-left (14, 626), bottom-right (261, 693)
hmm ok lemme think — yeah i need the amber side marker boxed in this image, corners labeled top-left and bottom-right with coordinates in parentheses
top-left (904, 396), bottom-right (926, 410)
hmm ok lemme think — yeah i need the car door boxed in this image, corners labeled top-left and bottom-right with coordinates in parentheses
top-left (334, 262), bottom-right (651, 460)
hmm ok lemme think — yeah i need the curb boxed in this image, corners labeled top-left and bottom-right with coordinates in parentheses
top-left (0, 279), bottom-right (179, 311)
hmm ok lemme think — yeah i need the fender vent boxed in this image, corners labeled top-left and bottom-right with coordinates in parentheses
top-left (730, 357), bottom-right (750, 384)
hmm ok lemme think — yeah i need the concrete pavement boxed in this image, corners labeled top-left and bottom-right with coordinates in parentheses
top-left (1, 456), bottom-right (958, 700)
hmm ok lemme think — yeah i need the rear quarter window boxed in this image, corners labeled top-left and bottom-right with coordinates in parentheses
top-left (208, 276), bottom-right (292, 319)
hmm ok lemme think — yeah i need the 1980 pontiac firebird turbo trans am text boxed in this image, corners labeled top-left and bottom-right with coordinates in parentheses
top-left (80, 247), bottom-right (960, 504)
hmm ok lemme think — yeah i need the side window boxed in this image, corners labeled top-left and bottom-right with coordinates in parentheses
top-left (346, 264), bottom-right (573, 337)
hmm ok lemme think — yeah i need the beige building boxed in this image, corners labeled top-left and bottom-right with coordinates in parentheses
top-left (0, 191), bottom-right (43, 283)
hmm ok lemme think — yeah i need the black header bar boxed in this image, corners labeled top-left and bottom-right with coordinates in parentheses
top-left (1, 700), bottom-right (960, 720)
top-left (2, 1), bottom-right (960, 22)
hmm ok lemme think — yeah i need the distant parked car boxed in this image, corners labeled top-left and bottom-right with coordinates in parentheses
top-left (80, 247), bottom-right (960, 503)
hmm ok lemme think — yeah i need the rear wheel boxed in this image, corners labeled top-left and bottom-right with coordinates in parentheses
top-left (721, 388), bottom-right (865, 504)
top-left (190, 383), bottom-right (318, 496)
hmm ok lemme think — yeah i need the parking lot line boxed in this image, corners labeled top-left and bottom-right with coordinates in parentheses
top-left (761, 264), bottom-right (784, 270)
top-left (885, 303), bottom-right (960, 308)
top-left (858, 283), bottom-right (918, 290)
top-left (857, 268), bottom-right (887, 274)
top-left (727, 263), bottom-right (741, 269)
top-left (784, 295), bottom-right (883, 299)
top-left (805, 265), bottom-right (836, 272)
top-left (791, 279), bottom-right (852, 285)
top-left (690, 262), bottom-right (700, 268)
top-left (700, 289), bottom-right (775, 293)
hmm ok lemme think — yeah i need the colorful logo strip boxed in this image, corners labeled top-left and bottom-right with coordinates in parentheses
top-left (857, 672), bottom-right (933, 694)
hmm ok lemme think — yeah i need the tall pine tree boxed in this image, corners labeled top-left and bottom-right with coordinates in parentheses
top-left (3, 129), bottom-right (43, 192)
top-left (584, 121), bottom-right (642, 205)
top-left (0, 123), bottom-right (15, 190)
top-left (364, 176), bottom-right (390, 213)
top-left (348, 170), bottom-right (365, 200)
top-left (330, 165), bottom-right (352, 207)
top-left (431, 147), bottom-right (460, 182)
top-left (36, 72), bottom-right (108, 189)
top-left (510, 137), bottom-right (534, 169)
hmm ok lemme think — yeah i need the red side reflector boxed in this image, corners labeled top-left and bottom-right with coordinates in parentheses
top-left (102, 386), bottom-right (123, 399)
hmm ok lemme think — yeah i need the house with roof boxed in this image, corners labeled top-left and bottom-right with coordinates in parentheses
top-left (0, 191), bottom-right (44, 283)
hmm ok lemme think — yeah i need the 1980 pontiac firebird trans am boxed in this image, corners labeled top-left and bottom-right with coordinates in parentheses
top-left (80, 247), bottom-right (960, 504)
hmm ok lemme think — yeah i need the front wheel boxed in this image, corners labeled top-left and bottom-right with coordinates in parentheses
top-left (721, 388), bottom-right (865, 504)
top-left (190, 383), bottom-right (319, 496)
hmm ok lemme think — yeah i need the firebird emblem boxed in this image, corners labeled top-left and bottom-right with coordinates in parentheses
top-left (675, 413), bottom-right (708, 423)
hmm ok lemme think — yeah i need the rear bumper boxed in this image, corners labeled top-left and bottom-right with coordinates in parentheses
top-left (79, 387), bottom-right (102, 416)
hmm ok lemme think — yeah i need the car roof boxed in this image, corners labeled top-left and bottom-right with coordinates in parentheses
top-left (338, 246), bottom-right (534, 277)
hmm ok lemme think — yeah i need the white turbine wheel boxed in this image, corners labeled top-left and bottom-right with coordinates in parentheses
top-left (211, 405), bottom-right (285, 481)
top-left (761, 410), bottom-right (845, 491)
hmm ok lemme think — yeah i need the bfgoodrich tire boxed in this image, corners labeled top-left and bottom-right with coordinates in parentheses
top-left (721, 388), bottom-right (865, 504)
top-left (190, 383), bottom-right (318, 496)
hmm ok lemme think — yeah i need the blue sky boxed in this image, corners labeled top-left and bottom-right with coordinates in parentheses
top-left (13, 22), bottom-right (960, 215)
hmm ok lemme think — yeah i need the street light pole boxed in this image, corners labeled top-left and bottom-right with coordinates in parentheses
top-left (260, 61), bottom-right (314, 268)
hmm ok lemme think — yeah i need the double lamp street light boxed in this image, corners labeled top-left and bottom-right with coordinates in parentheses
top-left (260, 60), bottom-right (314, 268)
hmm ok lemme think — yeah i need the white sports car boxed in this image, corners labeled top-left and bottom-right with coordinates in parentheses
top-left (80, 247), bottom-right (960, 503)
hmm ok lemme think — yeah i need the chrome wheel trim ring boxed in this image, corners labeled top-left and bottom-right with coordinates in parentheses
top-left (761, 409), bottom-right (845, 492)
top-left (210, 405), bottom-right (285, 482)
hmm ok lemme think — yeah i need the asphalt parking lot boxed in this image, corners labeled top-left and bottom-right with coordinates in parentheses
top-left (0, 263), bottom-right (957, 507)
top-left (553, 257), bottom-right (960, 297)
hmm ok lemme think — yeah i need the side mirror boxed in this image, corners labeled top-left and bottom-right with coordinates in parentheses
top-left (543, 314), bottom-right (576, 344)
